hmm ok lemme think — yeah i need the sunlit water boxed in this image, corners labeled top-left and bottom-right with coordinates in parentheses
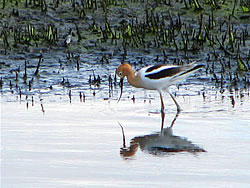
top-left (1, 86), bottom-right (250, 187)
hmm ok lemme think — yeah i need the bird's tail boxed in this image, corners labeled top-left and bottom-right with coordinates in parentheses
top-left (170, 62), bottom-right (204, 83)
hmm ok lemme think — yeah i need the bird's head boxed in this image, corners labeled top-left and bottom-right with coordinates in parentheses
top-left (116, 63), bottom-right (132, 78)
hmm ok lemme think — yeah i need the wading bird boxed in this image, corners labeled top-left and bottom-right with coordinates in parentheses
top-left (116, 62), bottom-right (203, 129)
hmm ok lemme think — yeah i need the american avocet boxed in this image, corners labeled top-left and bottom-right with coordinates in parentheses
top-left (116, 62), bottom-right (203, 128)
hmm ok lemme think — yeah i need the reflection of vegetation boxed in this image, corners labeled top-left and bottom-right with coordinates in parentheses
top-left (0, 0), bottom-right (249, 94)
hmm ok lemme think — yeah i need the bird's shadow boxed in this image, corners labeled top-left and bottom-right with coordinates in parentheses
top-left (119, 112), bottom-right (206, 159)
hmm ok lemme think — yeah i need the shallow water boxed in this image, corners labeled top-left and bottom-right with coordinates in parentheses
top-left (1, 85), bottom-right (250, 187)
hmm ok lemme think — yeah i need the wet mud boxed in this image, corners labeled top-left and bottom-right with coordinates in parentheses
top-left (0, 0), bottom-right (249, 101)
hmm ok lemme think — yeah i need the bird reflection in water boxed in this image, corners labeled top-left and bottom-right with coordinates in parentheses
top-left (119, 113), bottom-right (206, 159)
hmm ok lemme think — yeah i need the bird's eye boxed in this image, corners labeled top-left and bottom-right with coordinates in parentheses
top-left (119, 72), bottom-right (122, 76)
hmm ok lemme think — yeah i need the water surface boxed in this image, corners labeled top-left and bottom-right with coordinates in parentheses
top-left (1, 86), bottom-right (250, 187)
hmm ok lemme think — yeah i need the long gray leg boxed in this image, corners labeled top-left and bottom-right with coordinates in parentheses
top-left (169, 93), bottom-right (182, 113)
top-left (159, 92), bottom-right (165, 131)
top-left (170, 111), bottom-right (180, 128)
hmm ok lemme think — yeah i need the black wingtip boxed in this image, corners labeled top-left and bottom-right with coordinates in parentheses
top-left (195, 64), bottom-right (205, 69)
top-left (177, 63), bottom-right (204, 77)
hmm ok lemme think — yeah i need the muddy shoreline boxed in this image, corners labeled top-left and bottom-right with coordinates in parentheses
top-left (0, 0), bottom-right (249, 100)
